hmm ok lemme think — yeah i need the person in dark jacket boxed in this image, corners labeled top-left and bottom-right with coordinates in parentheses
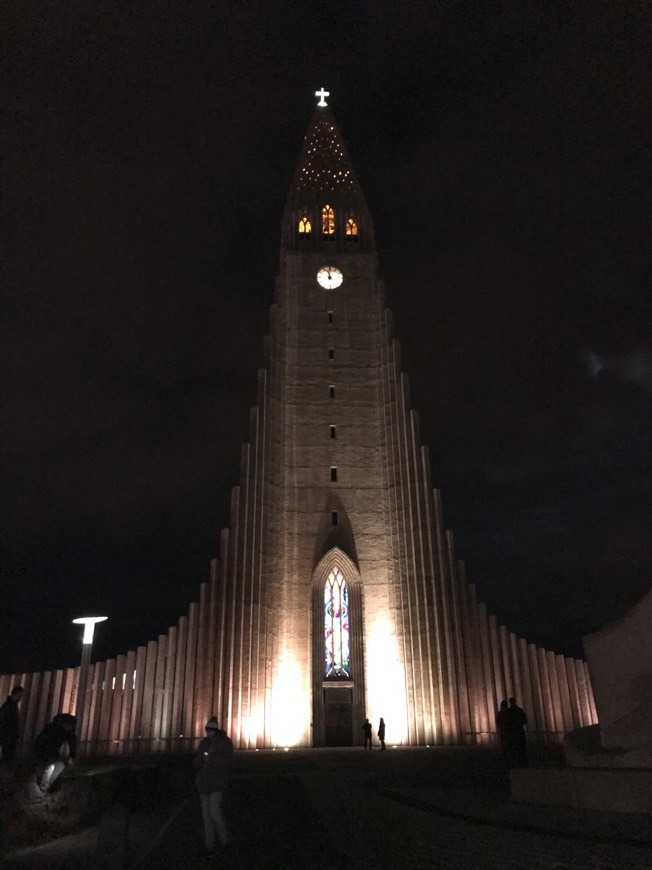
top-left (377, 717), bottom-right (386, 750)
top-left (496, 699), bottom-right (511, 766)
top-left (0, 685), bottom-right (24, 762)
top-left (361, 718), bottom-right (372, 749)
top-left (34, 713), bottom-right (77, 793)
top-left (195, 717), bottom-right (234, 857)
top-left (508, 697), bottom-right (528, 767)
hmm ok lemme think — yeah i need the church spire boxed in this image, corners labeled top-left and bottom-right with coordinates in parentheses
top-left (283, 91), bottom-right (374, 252)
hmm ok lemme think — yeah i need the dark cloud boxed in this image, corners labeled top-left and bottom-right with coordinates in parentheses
top-left (2, 1), bottom-right (650, 671)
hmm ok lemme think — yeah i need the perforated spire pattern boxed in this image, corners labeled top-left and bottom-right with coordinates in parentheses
top-left (289, 110), bottom-right (363, 200)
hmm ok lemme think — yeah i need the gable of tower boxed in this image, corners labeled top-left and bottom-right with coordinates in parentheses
top-left (284, 107), bottom-right (374, 252)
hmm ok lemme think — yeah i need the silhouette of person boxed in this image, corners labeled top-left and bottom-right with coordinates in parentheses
top-left (496, 699), bottom-right (510, 766)
top-left (34, 713), bottom-right (77, 794)
top-left (0, 685), bottom-right (24, 763)
top-left (508, 697), bottom-right (528, 767)
top-left (195, 717), bottom-right (234, 858)
top-left (378, 717), bottom-right (386, 750)
top-left (362, 718), bottom-right (372, 749)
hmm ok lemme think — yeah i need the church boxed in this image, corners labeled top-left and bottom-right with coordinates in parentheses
top-left (0, 92), bottom-right (597, 753)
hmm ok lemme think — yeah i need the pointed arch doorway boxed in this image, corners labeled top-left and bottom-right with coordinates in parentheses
top-left (311, 548), bottom-right (366, 746)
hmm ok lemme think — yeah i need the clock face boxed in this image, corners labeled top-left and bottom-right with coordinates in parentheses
top-left (317, 266), bottom-right (343, 289)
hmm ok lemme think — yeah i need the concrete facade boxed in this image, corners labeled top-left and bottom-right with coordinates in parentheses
top-left (583, 587), bottom-right (652, 751)
top-left (1, 103), bottom-right (598, 753)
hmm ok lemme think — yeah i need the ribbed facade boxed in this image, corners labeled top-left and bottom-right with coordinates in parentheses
top-left (1, 105), bottom-right (598, 753)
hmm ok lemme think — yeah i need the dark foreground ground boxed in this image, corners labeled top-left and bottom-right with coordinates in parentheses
top-left (4, 746), bottom-right (652, 869)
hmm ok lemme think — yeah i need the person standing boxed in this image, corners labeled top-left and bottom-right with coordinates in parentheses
top-left (377, 717), bottom-right (386, 750)
top-left (361, 718), bottom-right (372, 750)
top-left (0, 685), bottom-right (24, 763)
top-left (34, 713), bottom-right (77, 793)
top-left (496, 699), bottom-right (511, 766)
top-left (508, 697), bottom-right (528, 767)
top-left (195, 717), bottom-right (234, 858)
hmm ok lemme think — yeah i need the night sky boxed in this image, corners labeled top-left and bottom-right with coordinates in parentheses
top-left (3, 2), bottom-right (650, 674)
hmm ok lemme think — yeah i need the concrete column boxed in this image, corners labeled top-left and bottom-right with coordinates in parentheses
top-left (160, 627), bottom-right (177, 744)
top-left (97, 658), bottom-right (116, 752)
top-left (130, 647), bottom-right (147, 753)
top-left (171, 617), bottom-right (187, 748)
top-left (537, 647), bottom-right (556, 738)
top-left (183, 602), bottom-right (199, 743)
top-left (108, 655), bottom-right (126, 755)
top-left (118, 650), bottom-right (136, 753)
top-left (151, 636), bottom-right (167, 750)
top-left (555, 654), bottom-right (574, 734)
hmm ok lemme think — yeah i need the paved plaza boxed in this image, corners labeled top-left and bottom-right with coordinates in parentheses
top-left (5, 747), bottom-right (652, 869)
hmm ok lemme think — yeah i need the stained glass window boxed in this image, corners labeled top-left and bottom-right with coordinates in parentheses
top-left (298, 216), bottom-right (312, 234)
top-left (324, 568), bottom-right (351, 678)
top-left (345, 218), bottom-right (358, 236)
top-left (322, 205), bottom-right (335, 235)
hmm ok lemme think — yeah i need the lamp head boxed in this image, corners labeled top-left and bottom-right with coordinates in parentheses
top-left (72, 616), bottom-right (108, 644)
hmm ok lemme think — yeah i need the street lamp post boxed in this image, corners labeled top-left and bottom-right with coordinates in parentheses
top-left (72, 616), bottom-right (107, 749)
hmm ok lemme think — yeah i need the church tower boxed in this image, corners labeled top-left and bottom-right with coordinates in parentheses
top-left (205, 91), bottom-right (596, 748)
top-left (214, 92), bottom-right (454, 747)
top-left (0, 92), bottom-right (597, 754)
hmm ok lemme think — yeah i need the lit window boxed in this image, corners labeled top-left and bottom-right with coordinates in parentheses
top-left (298, 215), bottom-right (312, 235)
top-left (346, 218), bottom-right (358, 236)
top-left (324, 568), bottom-right (350, 678)
top-left (322, 205), bottom-right (335, 235)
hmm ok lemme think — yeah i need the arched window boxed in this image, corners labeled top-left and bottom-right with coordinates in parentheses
top-left (321, 205), bottom-right (335, 235)
top-left (298, 215), bottom-right (312, 235)
top-left (324, 568), bottom-right (351, 678)
top-left (345, 217), bottom-right (358, 237)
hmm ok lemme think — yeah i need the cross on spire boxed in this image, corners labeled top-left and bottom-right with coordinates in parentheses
top-left (315, 88), bottom-right (330, 107)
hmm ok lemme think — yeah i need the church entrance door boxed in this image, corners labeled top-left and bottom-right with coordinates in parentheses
top-left (324, 686), bottom-right (353, 746)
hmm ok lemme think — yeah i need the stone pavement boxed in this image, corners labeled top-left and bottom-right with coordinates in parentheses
top-left (4, 747), bottom-right (652, 869)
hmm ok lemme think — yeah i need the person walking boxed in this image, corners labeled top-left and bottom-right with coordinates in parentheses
top-left (361, 718), bottom-right (372, 750)
top-left (0, 685), bottom-right (24, 763)
top-left (377, 717), bottom-right (386, 750)
top-left (508, 697), bottom-right (528, 767)
top-left (195, 717), bottom-right (234, 858)
top-left (34, 713), bottom-right (77, 793)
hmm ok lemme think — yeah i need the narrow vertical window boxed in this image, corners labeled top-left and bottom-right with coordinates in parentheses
top-left (324, 568), bottom-right (350, 678)
top-left (321, 205), bottom-right (335, 235)
top-left (330, 425), bottom-right (336, 439)
top-left (327, 310), bottom-right (333, 323)
top-left (298, 215), bottom-right (312, 236)
top-left (331, 511), bottom-right (338, 526)
top-left (329, 348), bottom-right (334, 360)
top-left (330, 466), bottom-right (337, 482)
top-left (329, 385), bottom-right (335, 399)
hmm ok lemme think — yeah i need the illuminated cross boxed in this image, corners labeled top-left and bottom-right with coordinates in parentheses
top-left (315, 88), bottom-right (330, 107)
